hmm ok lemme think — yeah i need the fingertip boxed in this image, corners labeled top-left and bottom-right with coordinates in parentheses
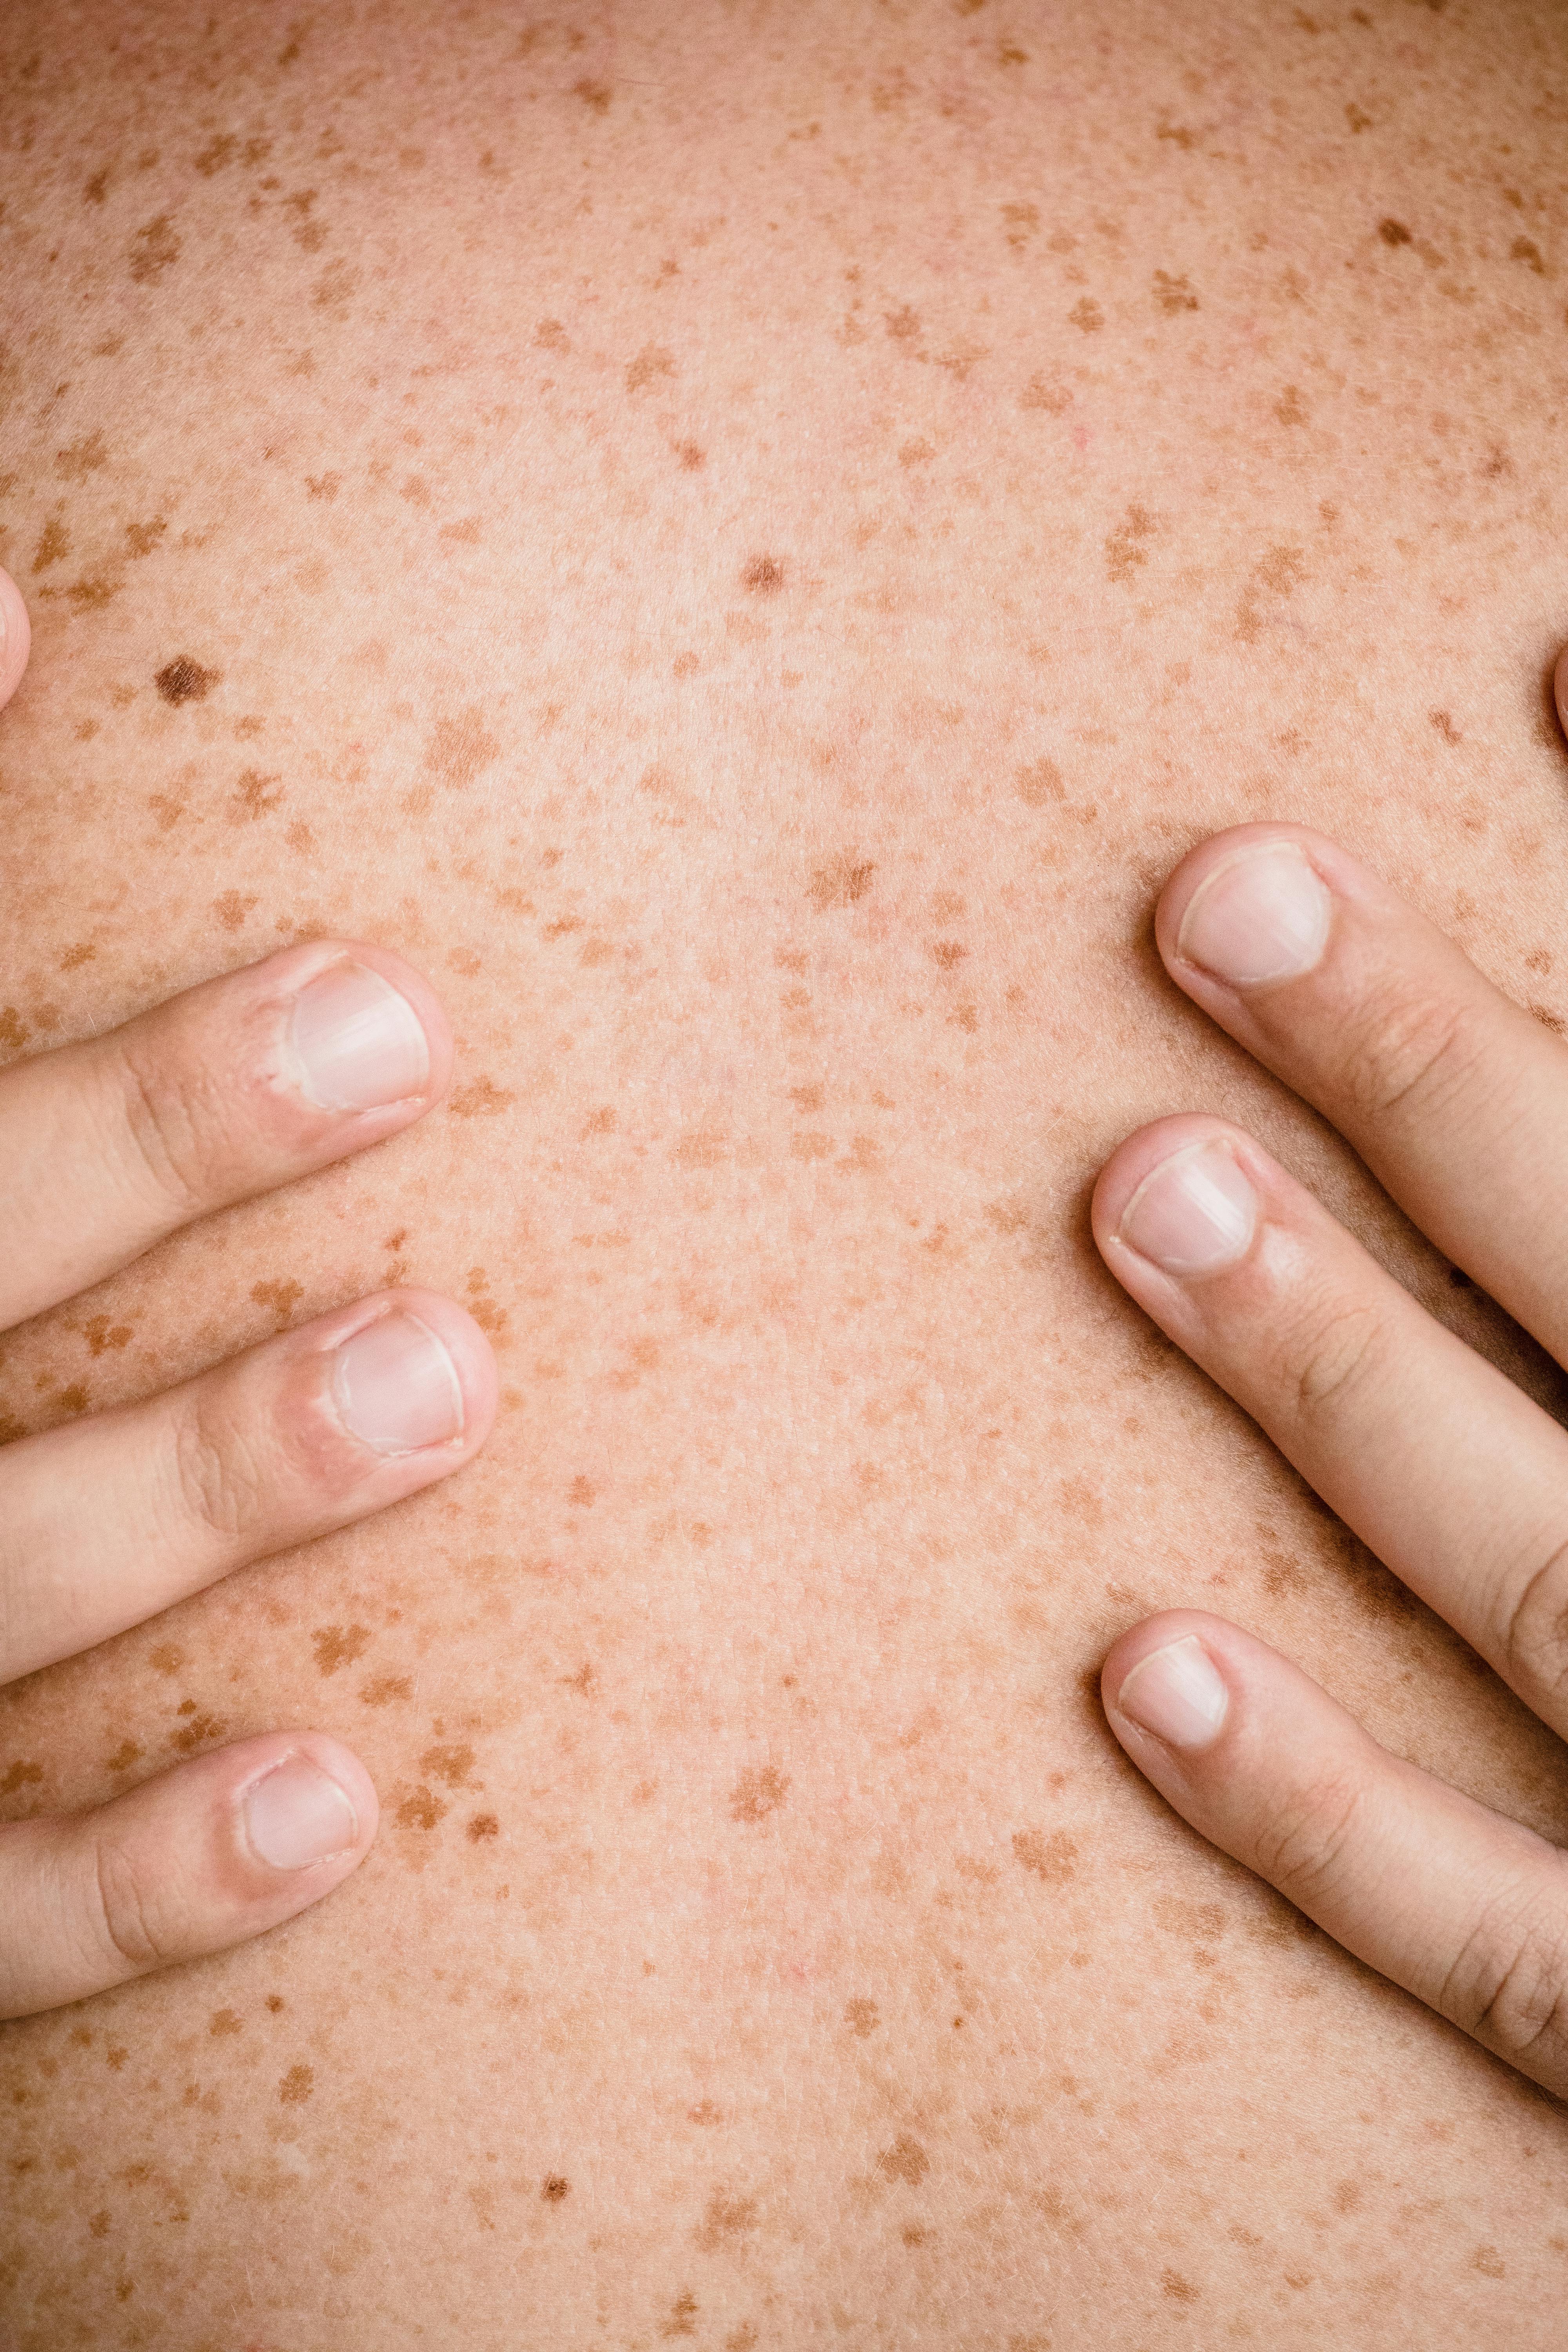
top-left (367, 1286), bottom-right (502, 1458)
top-left (1102, 1611), bottom-right (1237, 1754)
top-left (237, 1732), bottom-right (379, 1880)
top-left (0, 566), bottom-right (31, 710)
top-left (1090, 1114), bottom-right (1262, 1265)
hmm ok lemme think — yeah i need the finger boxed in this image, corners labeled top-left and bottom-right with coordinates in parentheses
top-left (1092, 1116), bottom-right (1568, 1736)
top-left (0, 937), bottom-right (453, 1331)
top-left (0, 566), bottom-right (30, 710)
top-left (0, 1287), bottom-right (497, 1680)
top-left (1102, 1609), bottom-right (1568, 2099)
top-left (0, 1731), bottom-right (377, 2019)
top-left (1152, 817), bottom-right (1568, 1368)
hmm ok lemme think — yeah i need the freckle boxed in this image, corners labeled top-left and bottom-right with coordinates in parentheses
top-left (155, 656), bottom-right (218, 706)
top-left (127, 213), bottom-right (181, 283)
top-left (31, 516), bottom-right (69, 573)
top-left (1378, 217), bottom-right (1413, 247)
top-left (675, 440), bottom-right (704, 469)
top-left (1069, 296), bottom-right (1104, 332)
top-left (808, 852), bottom-right (875, 909)
top-left (468, 1812), bottom-right (500, 1842)
top-left (575, 77), bottom-right (612, 113)
top-left (1429, 708), bottom-right (1462, 744)
top-left (672, 651), bottom-right (699, 677)
top-left (845, 1997), bottom-right (879, 2037)
top-left (730, 1765), bottom-right (789, 1824)
top-left (105, 2044), bottom-right (128, 2069)
top-left (208, 2009), bottom-right (242, 2038)
top-left (57, 1383), bottom-right (89, 1415)
top-left (54, 429), bottom-right (109, 481)
top-left (626, 343), bottom-right (675, 391)
top-left (449, 1076), bottom-right (516, 1118)
top-left (878, 2135), bottom-right (930, 2186)
top-left (0, 1759), bottom-right (43, 1798)
top-left (105, 1739), bottom-right (142, 1773)
top-left (542, 2175), bottom-right (570, 2201)
top-left (742, 554), bottom-right (784, 594)
top-left (361, 1675), bottom-right (412, 1707)
top-left (397, 1785), bottom-right (448, 1831)
top-left (278, 2063), bottom-right (314, 2105)
top-left (312, 1624), bottom-right (371, 1676)
top-left (931, 940), bottom-right (967, 968)
top-left (1162, 2269), bottom-right (1199, 2303)
top-left (1013, 1828), bottom-right (1079, 1882)
top-left (1275, 384), bottom-right (1308, 426)
top-left (251, 1277), bottom-right (303, 1327)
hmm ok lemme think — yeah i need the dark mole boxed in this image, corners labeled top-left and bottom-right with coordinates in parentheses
top-left (742, 555), bottom-right (784, 594)
top-left (1378, 218), bottom-right (1413, 246)
top-left (155, 657), bottom-right (217, 705)
top-left (542, 2175), bottom-right (570, 2201)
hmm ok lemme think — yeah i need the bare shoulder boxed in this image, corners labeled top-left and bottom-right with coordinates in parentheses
top-left (2, 3), bottom-right (1567, 2345)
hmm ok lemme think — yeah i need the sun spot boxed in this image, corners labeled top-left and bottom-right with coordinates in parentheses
top-left (209, 2009), bottom-right (242, 2038)
top-left (878, 2135), bottom-right (930, 2186)
top-left (1275, 384), bottom-right (1308, 426)
top-left (251, 1278), bottom-right (303, 1327)
top-left (468, 1812), bottom-right (499, 1842)
top-left (742, 554), bottom-right (784, 594)
top-left (845, 1997), bottom-right (880, 2037)
top-left (360, 1674), bottom-right (412, 1707)
top-left (105, 1740), bottom-right (143, 1773)
top-left (695, 2189), bottom-right (760, 2252)
top-left (128, 214), bottom-right (181, 284)
top-left (425, 707), bottom-right (501, 789)
top-left (1069, 296), bottom-right (1104, 332)
top-left (125, 517), bottom-right (167, 557)
top-left (449, 1076), bottom-right (515, 1118)
top-left (31, 517), bottom-right (69, 573)
top-left (397, 1786), bottom-right (448, 1831)
top-left (675, 439), bottom-right (705, 469)
top-left (808, 851), bottom-right (875, 909)
top-left (420, 1743), bottom-right (476, 1788)
top-left (1153, 268), bottom-right (1199, 313)
top-left (1379, 217), bottom-right (1413, 247)
top-left (662, 2290), bottom-right (700, 2338)
top-left (156, 656), bottom-right (217, 705)
top-left (574, 78), bottom-right (612, 114)
top-left (312, 1624), bottom-right (371, 1677)
top-left (278, 2063), bottom-right (314, 2105)
top-left (1105, 503), bottom-right (1156, 583)
top-left (730, 1765), bottom-right (789, 1824)
top-left (543, 2174), bottom-right (570, 2201)
top-left (1161, 2269), bottom-right (1199, 2303)
top-left (1511, 237), bottom-right (1547, 275)
top-left (55, 430), bottom-right (109, 481)
top-left (626, 343), bottom-right (676, 392)
top-left (1013, 1828), bottom-right (1079, 1882)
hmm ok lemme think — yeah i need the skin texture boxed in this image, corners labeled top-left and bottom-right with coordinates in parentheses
top-left (3, 0), bottom-right (1568, 2344)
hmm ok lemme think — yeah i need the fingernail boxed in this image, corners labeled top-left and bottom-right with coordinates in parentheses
top-left (1115, 1635), bottom-right (1230, 1749)
top-left (332, 1312), bottom-right (465, 1452)
top-left (288, 962), bottom-right (430, 1112)
top-left (1118, 1139), bottom-right (1258, 1274)
top-left (1176, 844), bottom-right (1333, 987)
top-left (245, 1756), bottom-right (359, 1870)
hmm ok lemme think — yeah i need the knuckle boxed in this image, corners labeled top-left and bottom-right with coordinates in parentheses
top-left (1338, 991), bottom-right (1482, 1129)
top-left (1441, 1869), bottom-right (1568, 2070)
top-left (115, 1034), bottom-right (233, 1219)
top-left (1249, 1763), bottom-right (1368, 1912)
top-left (91, 1834), bottom-right (174, 1975)
top-left (171, 1383), bottom-right (274, 1552)
top-left (1499, 1536), bottom-right (1568, 1716)
top-left (1276, 1298), bottom-right (1385, 1421)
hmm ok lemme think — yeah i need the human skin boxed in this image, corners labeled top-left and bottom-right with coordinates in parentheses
top-left (4, 1), bottom-right (1568, 2345)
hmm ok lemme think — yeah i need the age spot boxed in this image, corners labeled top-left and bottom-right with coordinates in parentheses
top-left (878, 2135), bottom-right (930, 2186)
top-left (128, 215), bottom-right (181, 284)
top-left (312, 1625), bottom-right (371, 1676)
top-left (741, 554), bottom-right (784, 594)
top-left (730, 1765), bottom-right (789, 1823)
top-left (278, 2063), bottom-right (314, 2104)
top-left (1013, 1828), bottom-right (1079, 1882)
top-left (808, 852), bottom-right (875, 909)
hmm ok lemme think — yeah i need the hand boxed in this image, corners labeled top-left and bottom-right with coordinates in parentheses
top-left (1095, 650), bottom-right (1568, 2097)
top-left (0, 565), bottom-right (497, 2017)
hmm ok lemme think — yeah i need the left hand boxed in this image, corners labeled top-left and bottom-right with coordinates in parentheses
top-left (1095, 649), bottom-right (1568, 2097)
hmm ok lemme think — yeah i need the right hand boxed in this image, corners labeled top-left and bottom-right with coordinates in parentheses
top-left (0, 563), bottom-right (498, 2018)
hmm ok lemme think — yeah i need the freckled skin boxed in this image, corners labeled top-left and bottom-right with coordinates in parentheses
top-left (3, 0), bottom-right (1568, 2345)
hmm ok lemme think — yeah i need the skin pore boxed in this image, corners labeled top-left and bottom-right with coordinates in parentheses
top-left (3, 1), bottom-right (1568, 2344)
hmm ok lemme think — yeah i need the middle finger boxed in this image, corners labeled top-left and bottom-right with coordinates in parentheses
top-left (1092, 1116), bottom-right (1568, 1739)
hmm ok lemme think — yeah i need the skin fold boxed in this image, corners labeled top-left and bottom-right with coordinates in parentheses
top-left (2, 2), bottom-right (1568, 2344)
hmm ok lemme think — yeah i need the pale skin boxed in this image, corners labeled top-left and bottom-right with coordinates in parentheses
top-left (5, 577), bottom-right (1568, 2038)
top-left (6, 2), bottom-right (1568, 2341)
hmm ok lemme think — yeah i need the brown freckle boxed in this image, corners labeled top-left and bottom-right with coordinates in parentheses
top-left (1162, 2270), bottom-right (1199, 2303)
top-left (84, 169), bottom-right (111, 205)
top-left (89, 2210), bottom-right (110, 2236)
top-left (688, 2099), bottom-right (722, 2124)
top-left (878, 2135), bottom-right (930, 2186)
top-left (251, 1277), bottom-right (303, 1327)
top-left (730, 1765), bottom-right (789, 1824)
top-left (675, 440), bottom-right (705, 469)
top-left (105, 1740), bottom-right (142, 1773)
top-left (1512, 238), bottom-right (1547, 275)
top-left (543, 2174), bottom-right (570, 2201)
top-left (75, 718), bottom-right (100, 741)
top-left (672, 651), bottom-right (699, 677)
top-left (1346, 102), bottom-right (1372, 132)
top-left (31, 516), bottom-right (69, 573)
top-left (449, 1075), bottom-right (516, 1118)
top-left (125, 517), bottom-right (167, 558)
top-left (902, 2224), bottom-right (929, 2246)
top-left (1020, 370), bottom-right (1071, 412)
top-left (397, 1785), bottom-right (448, 1831)
top-left (55, 430), bottom-right (108, 481)
top-left (360, 1672), bottom-right (412, 1707)
top-left (1429, 709), bottom-right (1462, 744)
top-left (1106, 504), bottom-right (1155, 583)
top-left (401, 474), bottom-right (430, 505)
top-left (468, 1813), bottom-right (499, 1842)
top-left (663, 2291), bottom-right (700, 2338)
top-left (105, 2044), bottom-right (128, 2069)
top-left (808, 851), bottom-right (875, 910)
top-left (791, 1131), bottom-right (835, 1161)
top-left (1275, 385), bottom-right (1308, 426)
top-left (420, 1743), bottom-right (476, 1787)
top-left (194, 134), bottom-right (238, 176)
top-left (581, 1105), bottom-right (617, 1136)
top-left (58, 940), bottom-right (96, 971)
top-left (1013, 1828), bottom-right (1079, 1882)
top-left (171, 1708), bottom-right (225, 1753)
top-left (899, 437), bottom-right (936, 467)
top-left (931, 940), bottom-right (967, 968)
top-left (696, 2189), bottom-right (760, 2251)
top-left (156, 656), bottom-right (217, 705)
top-left (1530, 1004), bottom-right (1565, 1034)
top-left (885, 303), bottom-right (922, 343)
top-left (0, 1759), bottom-right (43, 1798)
top-left (305, 473), bottom-right (339, 501)
top-left (231, 768), bottom-right (284, 822)
top-left (312, 1624), bottom-right (371, 1677)
top-left (1379, 218), bottom-right (1413, 247)
top-left (209, 2009), bottom-right (242, 2038)
top-left (742, 554), bottom-right (784, 594)
top-left (57, 1383), bottom-right (89, 1415)
top-left (575, 77), bottom-right (612, 113)
top-left (426, 706), bottom-right (501, 789)
top-left (1069, 296), bottom-right (1104, 332)
top-left (265, 1994), bottom-right (285, 2012)
top-left (1333, 2178), bottom-right (1362, 2214)
top-left (626, 343), bottom-right (676, 392)
top-left (1153, 269), bottom-right (1199, 313)
top-left (845, 1997), bottom-right (879, 2037)
top-left (128, 213), bottom-right (181, 283)
top-left (278, 2063), bottom-right (314, 2105)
